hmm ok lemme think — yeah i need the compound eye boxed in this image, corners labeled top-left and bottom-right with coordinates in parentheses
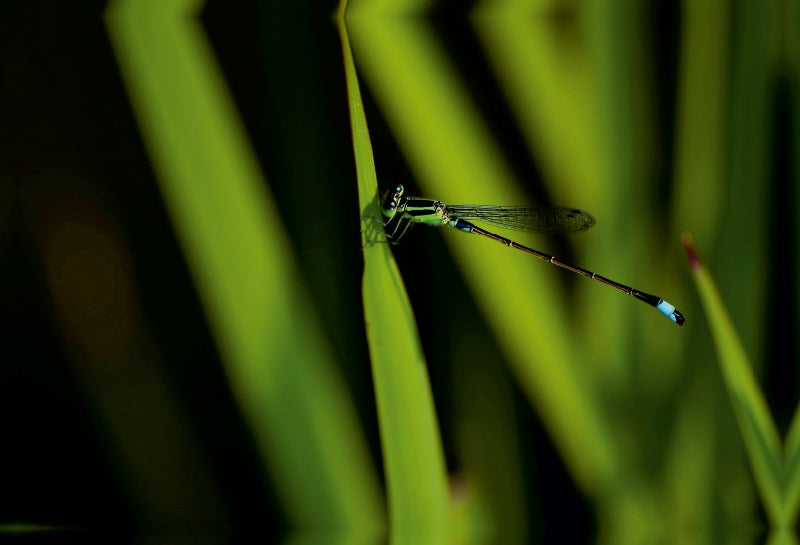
top-left (381, 196), bottom-right (399, 219)
top-left (394, 184), bottom-right (404, 196)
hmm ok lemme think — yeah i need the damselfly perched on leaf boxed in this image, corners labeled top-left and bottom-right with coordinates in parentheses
top-left (377, 184), bottom-right (684, 326)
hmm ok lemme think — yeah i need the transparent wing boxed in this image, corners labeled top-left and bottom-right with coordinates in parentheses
top-left (445, 204), bottom-right (596, 234)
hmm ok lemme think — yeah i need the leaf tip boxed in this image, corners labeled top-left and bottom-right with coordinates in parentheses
top-left (682, 232), bottom-right (702, 272)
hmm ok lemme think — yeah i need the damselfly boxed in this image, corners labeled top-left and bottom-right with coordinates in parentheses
top-left (378, 184), bottom-right (684, 326)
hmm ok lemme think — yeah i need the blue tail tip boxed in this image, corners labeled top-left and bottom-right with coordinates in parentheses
top-left (657, 299), bottom-right (685, 326)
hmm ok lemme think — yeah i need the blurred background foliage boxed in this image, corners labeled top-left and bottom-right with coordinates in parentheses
top-left (1, 0), bottom-right (799, 544)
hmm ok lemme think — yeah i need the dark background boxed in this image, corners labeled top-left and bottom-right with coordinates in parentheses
top-left (2, 1), bottom-right (797, 543)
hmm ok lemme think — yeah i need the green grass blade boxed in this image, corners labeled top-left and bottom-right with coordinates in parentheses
top-left (662, 372), bottom-right (716, 544)
top-left (339, 9), bottom-right (449, 542)
top-left (105, 0), bottom-right (383, 532)
top-left (719, 1), bottom-right (773, 358)
top-left (783, 404), bottom-right (800, 527)
top-left (683, 235), bottom-right (785, 525)
top-left (670, 0), bottom-right (730, 250)
top-left (765, 528), bottom-right (800, 545)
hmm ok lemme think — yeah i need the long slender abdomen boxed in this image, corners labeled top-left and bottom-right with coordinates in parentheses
top-left (449, 217), bottom-right (685, 325)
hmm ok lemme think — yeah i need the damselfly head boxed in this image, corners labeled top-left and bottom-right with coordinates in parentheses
top-left (381, 184), bottom-right (404, 219)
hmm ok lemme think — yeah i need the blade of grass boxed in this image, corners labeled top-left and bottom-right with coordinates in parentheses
top-left (338, 6), bottom-right (449, 542)
top-left (105, 0), bottom-right (383, 533)
top-left (662, 371), bottom-right (716, 544)
top-left (765, 528), bottom-right (800, 545)
top-left (785, 404), bottom-right (800, 527)
top-left (670, 0), bottom-right (729, 249)
top-left (718, 1), bottom-right (773, 360)
top-left (683, 235), bottom-right (786, 526)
